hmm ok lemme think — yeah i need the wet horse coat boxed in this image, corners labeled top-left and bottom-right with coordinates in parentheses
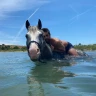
top-left (25, 19), bottom-right (88, 62)
top-left (25, 19), bottom-right (53, 61)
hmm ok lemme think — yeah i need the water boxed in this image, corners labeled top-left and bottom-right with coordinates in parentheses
top-left (0, 51), bottom-right (96, 96)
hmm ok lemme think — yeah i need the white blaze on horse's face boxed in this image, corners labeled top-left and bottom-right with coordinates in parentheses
top-left (25, 19), bottom-right (44, 61)
top-left (26, 27), bottom-right (40, 60)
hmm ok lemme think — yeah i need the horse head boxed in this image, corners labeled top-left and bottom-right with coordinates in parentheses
top-left (25, 19), bottom-right (52, 61)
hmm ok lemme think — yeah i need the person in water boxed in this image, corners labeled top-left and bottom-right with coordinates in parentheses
top-left (41, 28), bottom-right (78, 56)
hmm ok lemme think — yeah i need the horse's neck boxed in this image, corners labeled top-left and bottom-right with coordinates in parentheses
top-left (45, 43), bottom-right (52, 53)
top-left (41, 43), bottom-right (53, 59)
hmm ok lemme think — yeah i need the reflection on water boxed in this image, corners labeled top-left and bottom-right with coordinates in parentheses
top-left (27, 62), bottom-right (75, 96)
top-left (0, 51), bottom-right (96, 96)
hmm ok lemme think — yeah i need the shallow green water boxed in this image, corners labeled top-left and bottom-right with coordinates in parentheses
top-left (0, 51), bottom-right (96, 96)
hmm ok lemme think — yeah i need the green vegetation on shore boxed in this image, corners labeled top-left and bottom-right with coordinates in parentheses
top-left (0, 44), bottom-right (27, 52)
top-left (0, 43), bottom-right (96, 52)
top-left (74, 43), bottom-right (96, 51)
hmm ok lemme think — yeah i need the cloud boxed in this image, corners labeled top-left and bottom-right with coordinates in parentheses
top-left (0, 31), bottom-right (23, 45)
top-left (0, 31), bottom-right (18, 45)
top-left (0, 40), bottom-right (19, 45)
top-left (0, 0), bottom-right (50, 19)
top-left (69, 5), bottom-right (96, 25)
top-left (0, 0), bottom-right (51, 45)
top-left (1, 25), bottom-right (19, 29)
top-left (69, 4), bottom-right (79, 21)
top-left (13, 8), bottom-right (40, 43)
top-left (70, 8), bottom-right (93, 21)
top-left (0, 31), bottom-right (14, 39)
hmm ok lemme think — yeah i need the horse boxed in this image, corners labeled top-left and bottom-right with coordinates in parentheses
top-left (25, 19), bottom-right (88, 62)
top-left (25, 19), bottom-right (53, 61)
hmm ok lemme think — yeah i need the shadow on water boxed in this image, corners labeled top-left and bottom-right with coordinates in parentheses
top-left (27, 60), bottom-right (75, 96)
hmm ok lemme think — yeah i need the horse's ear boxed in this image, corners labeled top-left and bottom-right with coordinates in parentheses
top-left (26, 20), bottom-right (30, 30)
top-left (38, 19), bottom-right (42, 29)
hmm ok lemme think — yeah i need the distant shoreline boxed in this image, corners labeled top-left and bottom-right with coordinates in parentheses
top-left (0, 50), bottom-right (27, 52)
top-left (0, 44), bottom-right (96, 52)
top-left (0, 50), bottom-right (95, 52)
top-left (0, 44), bottom-right (27, 52)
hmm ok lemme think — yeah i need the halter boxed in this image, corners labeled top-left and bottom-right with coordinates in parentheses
top-left (27, 40), bottom-right (49, 63)
top-left (27, 41), bottom-right (47, 62)
top-left (27, 41), bottom-right (41, 52)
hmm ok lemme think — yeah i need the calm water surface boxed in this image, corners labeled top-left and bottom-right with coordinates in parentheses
top-left (0, 51), bottom-right (96, 96)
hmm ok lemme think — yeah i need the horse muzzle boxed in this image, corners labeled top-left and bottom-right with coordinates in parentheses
top-left (28, 43), bottom-right (41, 60)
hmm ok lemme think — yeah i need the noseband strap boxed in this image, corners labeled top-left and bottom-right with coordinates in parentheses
top-left (27, 41), bottom-right (45, 62)
top-left (27, 41), bottom-right (41, 51)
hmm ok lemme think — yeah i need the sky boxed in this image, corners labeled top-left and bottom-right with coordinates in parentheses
top-left (0, 0), bottom-right (96, 46)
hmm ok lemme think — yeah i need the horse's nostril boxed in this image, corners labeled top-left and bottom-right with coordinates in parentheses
top-left (37, 49), bottom-right (40, 53)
